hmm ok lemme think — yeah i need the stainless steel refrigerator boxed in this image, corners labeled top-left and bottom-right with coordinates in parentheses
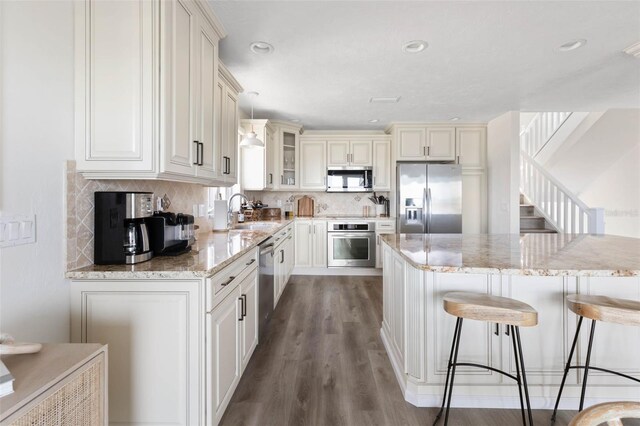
top-left (397, 163), bottom-right (462, 234)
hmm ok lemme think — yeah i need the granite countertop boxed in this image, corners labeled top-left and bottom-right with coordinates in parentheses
top-left (66, 220), bottom-right (293, 280)
top-left (381, 233), bottom-right (640, 277)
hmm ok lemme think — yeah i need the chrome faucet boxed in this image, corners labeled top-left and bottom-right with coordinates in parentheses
top-left (227, 193), bottom-right (250, 228)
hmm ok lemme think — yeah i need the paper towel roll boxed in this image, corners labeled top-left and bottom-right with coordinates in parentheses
top-left (211, 200), bottom-right (228, 231)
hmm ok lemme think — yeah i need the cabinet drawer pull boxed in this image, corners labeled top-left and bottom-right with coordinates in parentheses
top-left (222, 276), bottom-right (235, 287)
top-left (241, 294), bottom-right (247, 318)
top-left (238, 297), bottom-right (244, 321)
top-left (245, 258), bottom-right (256, 266)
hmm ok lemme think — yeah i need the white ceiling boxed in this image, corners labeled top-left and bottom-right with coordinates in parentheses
top-left (210, 1), bottom-right (640, 130)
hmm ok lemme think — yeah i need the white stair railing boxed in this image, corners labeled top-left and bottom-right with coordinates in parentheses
top-left (520, 112), bottom-right (572, 157)
top-left (520, 151), bottom-right (604, 234)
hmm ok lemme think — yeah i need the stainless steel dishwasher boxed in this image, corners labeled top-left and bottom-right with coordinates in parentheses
top-left (258, 237), bottom-right (275, 342)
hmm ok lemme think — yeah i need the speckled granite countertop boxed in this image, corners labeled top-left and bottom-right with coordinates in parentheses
top-left (381, 233), bottom-right (640, 277)
top-left (66, 220), bottom-right (293, 280)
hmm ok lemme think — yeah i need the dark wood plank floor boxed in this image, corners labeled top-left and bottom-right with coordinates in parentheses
top-left (220, 275), bottom-right (581, 426)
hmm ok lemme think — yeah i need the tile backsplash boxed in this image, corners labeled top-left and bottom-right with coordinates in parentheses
top-left (66, 161), bottom-right (210, 270)
top-left (245, 191), bottom-right (390, 217)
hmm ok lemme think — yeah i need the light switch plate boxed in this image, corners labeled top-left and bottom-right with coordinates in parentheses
top-left (0, 215), bottom-right (36, 248)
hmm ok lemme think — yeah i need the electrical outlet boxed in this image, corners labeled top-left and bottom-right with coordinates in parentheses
top-left (0, 215), bottom-right (36, 248)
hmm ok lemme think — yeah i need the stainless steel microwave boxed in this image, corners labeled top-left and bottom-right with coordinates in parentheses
top-left (326, 167), bottom-right (373, 192)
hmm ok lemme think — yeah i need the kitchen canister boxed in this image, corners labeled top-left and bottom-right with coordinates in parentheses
top-left (375, 204), bottom-right (385, 217)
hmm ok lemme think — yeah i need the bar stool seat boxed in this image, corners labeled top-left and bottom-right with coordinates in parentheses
top-left (567, 294), bottom-right (640, 326)
top-left (434, 292), bottom-right (538, 426)
top-left (551, 294), bottom-right (640, 423)
top-left (444, 292), bottom-right (538, 327)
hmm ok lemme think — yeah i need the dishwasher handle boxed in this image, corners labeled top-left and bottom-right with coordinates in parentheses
top-left (259, 243), bottom-right (275, 256)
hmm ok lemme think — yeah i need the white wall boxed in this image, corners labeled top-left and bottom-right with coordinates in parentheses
top-left (487, 111), bottom-right (520, 233)
top-left (1, 0), bottom-right (74, 342)
top-left (543, 109), bottom-right (640, 238)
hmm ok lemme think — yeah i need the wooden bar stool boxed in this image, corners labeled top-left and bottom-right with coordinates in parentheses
top-left (569, 401), bottom-right (640, 426)
top-left (551, 294), bottom-right (640, 422)
top-left (433, 292), bottom-right (538, 426)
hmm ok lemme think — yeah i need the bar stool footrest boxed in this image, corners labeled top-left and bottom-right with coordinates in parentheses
top-left (453, 362), bottom-right (520, 383)
top-left (567, 365), bottom-right (640, 383)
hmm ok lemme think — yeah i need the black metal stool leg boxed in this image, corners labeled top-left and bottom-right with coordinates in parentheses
top-left (443, 318), bottom-right (464, 426)
top-left (514, 327), bottom-right (533, 426)
top-left (551, 315), bottom-right (584, 422)
top-left (433, 318), bottom-right (461, 425)
top-left (579, 319), bottom-right (597, 411)
top-left (510, 325), bottom-right (526, 426)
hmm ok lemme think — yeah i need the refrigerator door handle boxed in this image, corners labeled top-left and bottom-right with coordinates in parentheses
top-left (423, 188), bottom-right (428, 233)
top-left (427, 188), bottom-right (432, 234)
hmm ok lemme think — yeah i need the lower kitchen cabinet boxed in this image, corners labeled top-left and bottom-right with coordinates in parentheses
top-left (375, 220), bottom-right (395, 268)
top-left (70, 248), bottom-right (260, 426)
top-left (208, 286), bottom-right (242, 424)
top-left (294, 219), bottom-right (327, 268)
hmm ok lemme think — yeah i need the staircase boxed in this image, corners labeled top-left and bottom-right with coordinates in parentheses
top-left (520, 194), bottom-right (557, 234)
top-left (519, 112), bottom-right (605, 235)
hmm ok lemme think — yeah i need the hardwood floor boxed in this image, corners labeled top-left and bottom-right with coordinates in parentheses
top-left (221, 275), bottom-right (579, 426)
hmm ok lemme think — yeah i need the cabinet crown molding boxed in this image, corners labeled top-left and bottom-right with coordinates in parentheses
top-left (219, 61), bottom-right (244, 93)
top-left (384, 122), bottom-right (487, 134)
top-left (194, 0), bottom-right (227, 40)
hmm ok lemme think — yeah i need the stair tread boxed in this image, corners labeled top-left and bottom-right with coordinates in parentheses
top-left (520, 215), bottom-right (544, 219)
top-left (520, 228), bottom-right (558, 233)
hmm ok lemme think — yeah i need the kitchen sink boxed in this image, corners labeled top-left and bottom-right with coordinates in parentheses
top-left (232, 223), bottom-right (279, 231)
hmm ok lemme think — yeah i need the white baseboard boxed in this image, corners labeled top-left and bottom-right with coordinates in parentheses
top-left (292, 267), bottom-right (381, 276)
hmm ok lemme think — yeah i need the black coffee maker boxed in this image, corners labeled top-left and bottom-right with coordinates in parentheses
top-left (94, 192), bottom-right (154, 264)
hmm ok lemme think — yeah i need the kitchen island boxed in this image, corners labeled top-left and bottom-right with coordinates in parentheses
top-left (379, 233), bottom-right (640, 409)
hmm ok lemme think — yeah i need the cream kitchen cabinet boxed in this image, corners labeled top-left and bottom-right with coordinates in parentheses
top-left (217, 64), bottom-right (242, 185)
top-left (299, 140), bottom-right (327, 190)
top-left (372, 139), bottom-right (392, 191)
top-left (273, 224), bottom-right (294, 307)
top-left (456, 127), bottom-right (486, 168)
top-left (381, 244), bottom-right (405, 371)
top-left (74, 0), bottom-right (240, 186)
top-left (327, 140), bottom-right (373, 167)
top-left (71, 248), bottom-right (260, 426)
top-left (375, 220), bottom-right (395, 268)
top-left (272, 122), bottom-right (302, 189)
top-left (240, 119), bottom-right (275, 190)
top-left (294, 220), bottom-right (327, 268)
top-left (393, 126), bottom-right (455, 161)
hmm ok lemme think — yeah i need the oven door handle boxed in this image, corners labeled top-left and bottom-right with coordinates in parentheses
top-left (327, 232), bottom-right (375, 238)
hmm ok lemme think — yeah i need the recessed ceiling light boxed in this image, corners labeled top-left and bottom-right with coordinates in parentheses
top-left (450, 117), bottom-right (460, 121)
top-left (368, 119), bottom-right (379, 123)
top-left (369, 97), bottom-right (401, 103)
top-left (247, 91), bottom-right (259, 97)
top-left (558, 39), bottom-right (586, 52)
top-left (250, 41), bottom-right (274, 54)
top-left (402, 40), bottom-right (428, 53)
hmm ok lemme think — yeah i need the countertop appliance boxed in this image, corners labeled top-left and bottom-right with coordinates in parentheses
top-left (258, 237), bottom-right (275, 341)
top-left (327, 220), bottom-right (376, 267)
top-left (326, 167), bottom-right (373, 192)
top-left (94, 191), bottom-right (154, 264)
top-left (397, 163), bottom-right (462, 234)
top-left (147, 212), bottom-right (195, 256)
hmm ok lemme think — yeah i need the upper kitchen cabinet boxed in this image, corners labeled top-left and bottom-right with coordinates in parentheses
top-left (74, 0), bottom-right (238, 185)
top-left (327, 140), bottom-right (373, 167)
top-left (391, 125), bottom-right (456, 161)
top-left (240, 119), bottom-right (275, 190)
top-left (372, 139), bottom-right (391, 191)
top-left (456, 127), bottom-right (487, 169)
top-left (299, 140), bottom-right (327, 190)
top-left (272, 121), bottom-right (303, 189)
top-left (217, 64), bottom-right (242, 185)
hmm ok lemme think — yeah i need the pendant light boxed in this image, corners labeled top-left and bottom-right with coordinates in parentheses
top-left (240, 91), bottom-right (264, 148)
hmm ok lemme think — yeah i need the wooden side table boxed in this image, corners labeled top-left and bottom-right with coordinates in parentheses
top-left (0, 343), bottom-right (107, 425)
